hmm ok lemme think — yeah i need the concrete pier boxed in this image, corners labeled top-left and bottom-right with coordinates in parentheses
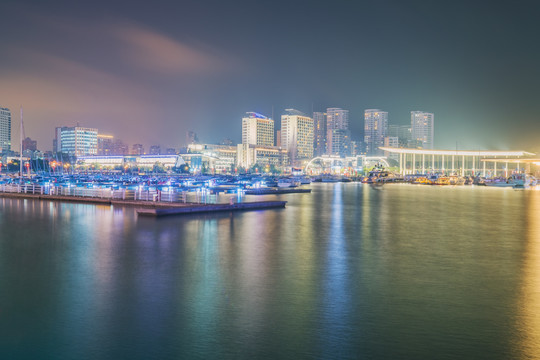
top-left (136, 201), bottom-right (287, 217)
top-left (0, 191), bottom-right (286, 216)
top-left (244, 188), bottom-right (311, 195)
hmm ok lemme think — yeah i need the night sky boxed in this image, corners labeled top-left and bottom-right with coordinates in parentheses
top-left (1, 0), bottom-right (539, 151)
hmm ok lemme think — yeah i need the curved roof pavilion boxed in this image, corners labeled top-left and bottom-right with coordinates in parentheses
top-left (379, 147), bottom-right (536, 176)
top-left (379, 147), bottom-right (534, 157)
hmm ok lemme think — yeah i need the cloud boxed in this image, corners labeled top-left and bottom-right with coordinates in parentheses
top-left (113, 23), bottom-right (230, 75)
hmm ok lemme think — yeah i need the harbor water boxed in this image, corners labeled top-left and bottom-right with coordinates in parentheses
top-left (1, 183), bottom-right (539, 359)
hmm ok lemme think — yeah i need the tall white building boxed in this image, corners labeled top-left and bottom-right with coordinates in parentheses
top-left (281, 109), bottom-right (314, 166)
top-left (242, 112), bottom-right (274, 147)
top-left (0, 107), bottom-right (11, 153)
top-left (411, 111), bottom-right (434, 149)
top-left (55, 126), bottom-right (98, 156)
top-left (364, 109), bottom-right (388, 155)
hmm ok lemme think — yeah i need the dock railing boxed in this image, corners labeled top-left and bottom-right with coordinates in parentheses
top-left (0, 184), bottom-right (244, 205)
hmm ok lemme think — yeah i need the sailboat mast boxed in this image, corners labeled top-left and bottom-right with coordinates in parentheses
top-left (19, 106), bottom-right (23, 182)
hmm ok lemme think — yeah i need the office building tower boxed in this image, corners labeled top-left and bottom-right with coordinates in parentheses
top-left (364, 109), bottom-right (388, 155)
top-left (97, 134), bottom-right (114, 156)
top-left (312, 111), bottom-right (326, 156)
top-left (149, 145), bottom-right (161, 155)
top-left (280, 109), bottom-right (314, 166)
top-left (132, 144), bottom-right (145, 155)
top-left (387, 124), bottom-right (412, 148)
top-left (411, 111), bottom-right (434, 149)
top-left (0, 107), bottom-right (11, 153)
top-left (328, 129), bottom-right (351, 157)
top-left (55, 126), bottom-right (98, 156)
top-left (242, 112), bottom-right (274, 147)
top-left (326, 108), bottom-right (349, 157)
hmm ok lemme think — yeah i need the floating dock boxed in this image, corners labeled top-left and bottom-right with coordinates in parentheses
top-left (244, 188), bottom-right (311, 195)
top-left (136, 201), bottom-right (287, 217)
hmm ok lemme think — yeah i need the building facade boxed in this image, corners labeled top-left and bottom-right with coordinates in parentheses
top-left (364, 109), bottom-right (388, 156)
top-left (326, 108), bottom-right (349, 157)
top-left (97, 134), bottom-right (114, 156)
top-left (280, 109), bottom-right (314, 166)
top-left (242, 112), bottom-right (274, 147)
top-left (236, 143), bottom-right (288, 170)
top-left (411, 111), bottom-right (434, 149)
top-left (0, 107), bottom-right (11, 153)
top-left (55, 126), bottom-right (98, 157)
top-left (312, 111), bottom-right (327, 157)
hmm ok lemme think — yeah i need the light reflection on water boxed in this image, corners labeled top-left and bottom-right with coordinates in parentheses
top-left (0, 185), bottom-right (539, 359)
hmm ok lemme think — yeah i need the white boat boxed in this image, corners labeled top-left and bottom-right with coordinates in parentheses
top-left (485, 174), bottom-right (535, 188)
top-left (277, 178), bottom-right (299, 188)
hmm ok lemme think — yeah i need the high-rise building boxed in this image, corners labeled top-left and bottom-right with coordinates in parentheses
top-left (280, 109), bottom-right (314, 166)
top-left (411, 111), bottom-right (434, 149)
top-left (97, 134), bottom-right (114, 155)
top-left (326, 108), bottom-right (349, 157)
top-left (312, 111), bottom-right (326, 156)
top-left (387, 125), bottom-right (411, 147)
top-left (149, 145), bottom-right (161, 155)
top-left (364, 109), bottom-right (388, 155)
top-left (242, 112), bottom-right (274, 147)
top-left (55, 126), bottom-right (98, 156)
top-left (328, 129), bottom-right (351, 157)
top-left (0, 107), bottom-right (11, 153)
top-left (132, 144), bottom-right (145, 155)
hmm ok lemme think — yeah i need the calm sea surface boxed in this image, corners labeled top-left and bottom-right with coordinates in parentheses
top-left (1, 183), bottom-right (540, 359)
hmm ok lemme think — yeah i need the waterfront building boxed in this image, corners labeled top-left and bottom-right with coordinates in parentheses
top-left (312, 111), bottom-right (327, 156)
top-left (55, 126), bottom-right (98, 157)
top-left (166, 148), bottom-right (176, 155)
top-left (0, 107), bottom-right (11, 153)
top-left (380, 146), bottom-right (534, 176)
top-left (97, 134), bottom-right (114, 156)
top-left (280, 109), bottom-right (314, 166)
top-left (242, 112), bottom-right (274, 147)
top-left (364, 109), bottom-right (388, 155)
top-left (411, 111), bottom-right (434, 149)
top-left (187, 143), bottom-right (237, 173)
top-left (326, 108), bottom-right (349, 157)
top-left (22, 137), bottom-right (37, 152)
top-left (237, 143), bottom-right (288, 170)
top-left (132, 144), bottom-right (144, 155)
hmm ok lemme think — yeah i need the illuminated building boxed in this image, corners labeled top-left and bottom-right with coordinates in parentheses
top-left (411, 111), bottom-right (434, 149)
top-left (280, 109), bottom-right (314, 166)
top-left (187, 143), bottom-right (237, 173)
top-left (55, 126), bottom-right (98, 156)
top-left (312, 111), bottom-right (326, 156)
top-left (242, 112), bottom-right (274, 147)
top-left (149, 145), bottom-right (161, 155)
top-left (97, 134), bottom-right (114, 155)
top-left (364, 109), bottom-right (388, 155)
top-left (383, 136), bottom-right (399, 161)
top-left (326, 108), bottom-right (349, 157)
top-left (236, 144), bottom-right (288, 169)
top-left (0, 107), bottom-right (11, 153)
top-left (132, 144), bottom-right (144, 155)
top-left (380, 147), bottom-right (535, 176)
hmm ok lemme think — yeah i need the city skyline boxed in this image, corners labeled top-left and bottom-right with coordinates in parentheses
top-left (1, 0), bottom-right (539, 152)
